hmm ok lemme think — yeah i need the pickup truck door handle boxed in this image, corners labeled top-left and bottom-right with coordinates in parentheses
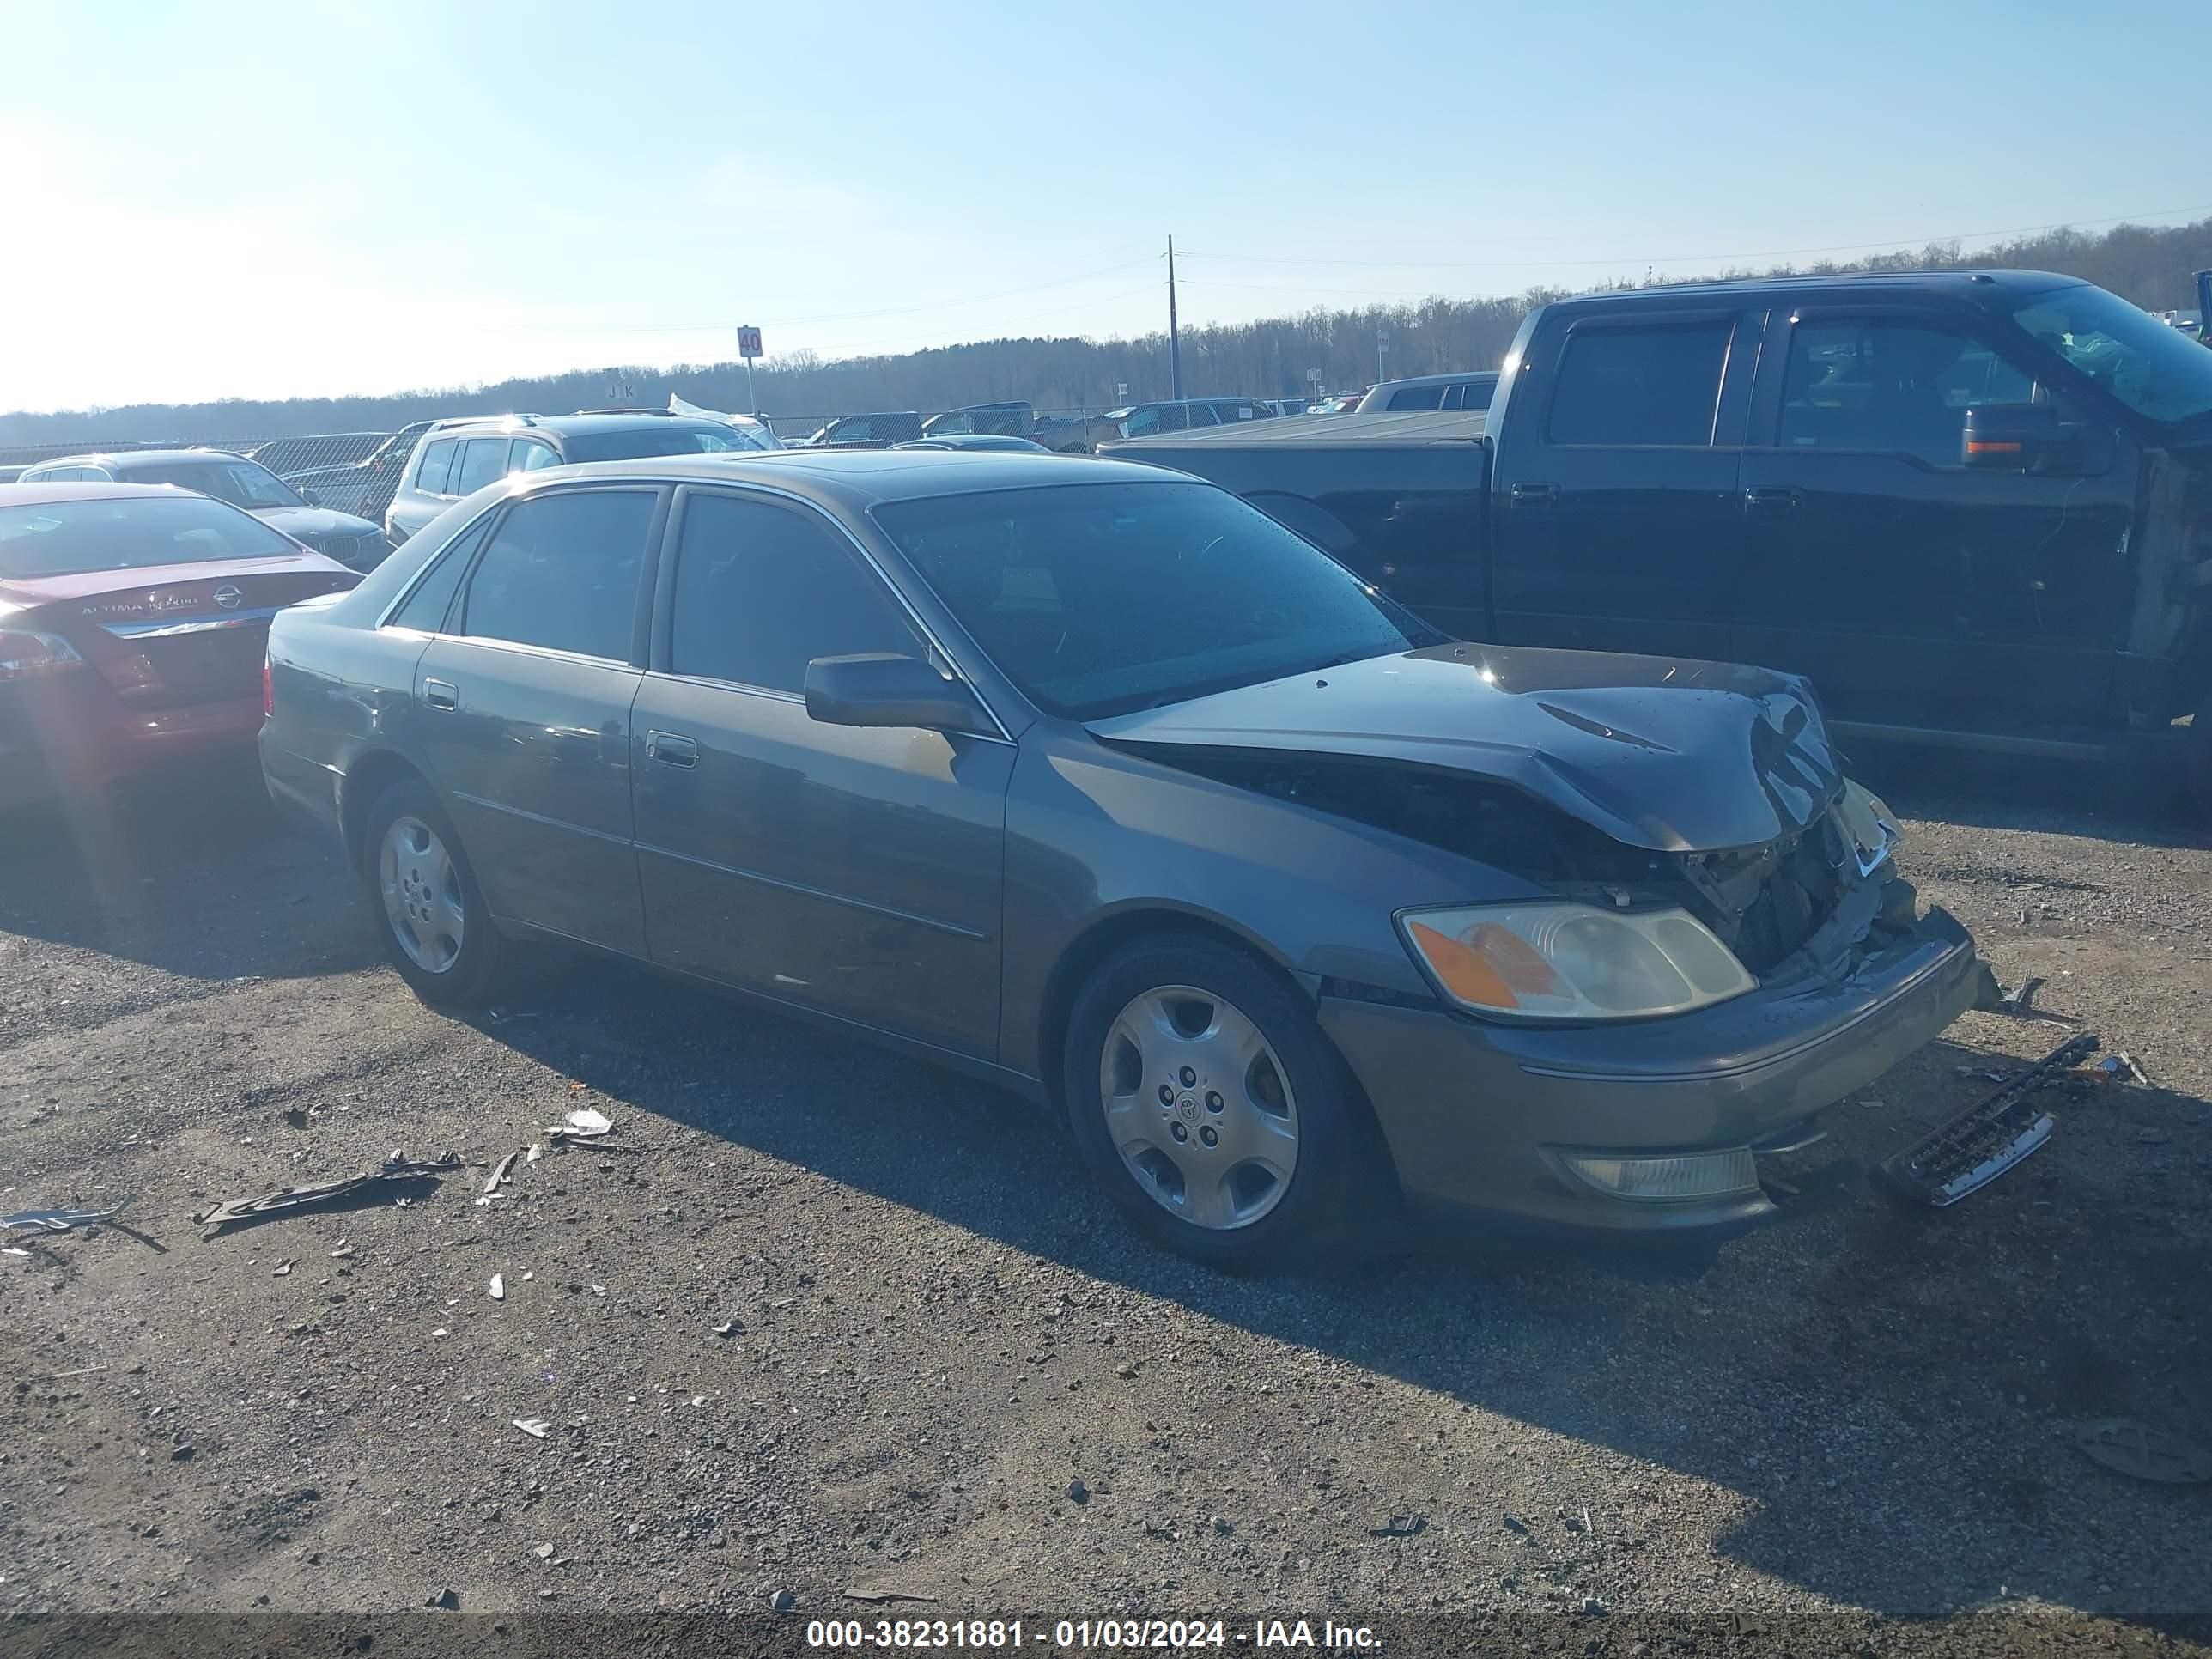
top-left (646, 730), bottom-right (700, 769)
top-left (1508, 482), bottom-right (1556, 507)
top-left (1744, 486), bottom-right (1803, 513)
top-left (422, 678), bottom-right (459, 711)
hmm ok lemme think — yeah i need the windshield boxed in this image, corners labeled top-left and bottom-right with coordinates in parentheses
top-left (123, 458), bottom-right (304, 509)
top-left (0, 494), bottom-right (298, 578)
top-left (2004, 283), bottom-right (2212, 424)
top-left (561, 424), bottom-right (754, 462)
top-left (871, 480), bottom-right (1446, 720)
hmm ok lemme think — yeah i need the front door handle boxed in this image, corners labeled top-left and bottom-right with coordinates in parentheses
top-left (1744, 486), bottom-right (1803, 513)
top-left (647, 730), bottom-right (699, 768)
top-left (1508, 481), bottom-right (1556, 508)
top-left (422, 678), bottom-right (458, 710)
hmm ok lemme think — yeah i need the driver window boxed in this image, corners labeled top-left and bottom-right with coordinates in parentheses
top-left (1778, 321), bottom-right (2048, 465)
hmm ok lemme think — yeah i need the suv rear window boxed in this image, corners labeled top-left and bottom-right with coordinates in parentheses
top-left (416, 440), bottom-right (459, 495)
top-left (1548, 321), bottom-right (1733, 446)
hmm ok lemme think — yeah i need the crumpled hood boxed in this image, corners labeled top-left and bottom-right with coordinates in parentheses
top-left (252, 505), bottom-right (382, 544)
top-left (1085, 643), bottom-right (1843, 854)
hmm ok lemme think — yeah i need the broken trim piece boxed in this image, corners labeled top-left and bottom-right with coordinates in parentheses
top-left (1876, 1032), bottom-right (2098, 1206)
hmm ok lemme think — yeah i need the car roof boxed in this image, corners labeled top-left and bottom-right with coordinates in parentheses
top-left (428, 412), bottom-right (735, 442)
top-left (1564, 268), bottom-right (2080, 306)
top-left (27, 447), bottom-right (250, 471)
top-left (540, 447), bottom-right (1167, 509)
top-left (1369, 371), bottom-right (1500, 391)
top-left (0, 480), bottom-right (223, 507)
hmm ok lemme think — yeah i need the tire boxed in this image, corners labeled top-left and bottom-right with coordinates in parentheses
top-left (359, 778), bottom-right (502, 1008)
top-left (1060, 932), bottom-right (1395, 1272)
top-left (2188, 687), bottom-right (2212, 822)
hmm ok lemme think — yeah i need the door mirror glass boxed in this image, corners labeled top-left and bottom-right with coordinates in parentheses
top-left (803, 653), bottom-right (984, 732)
top-left (1961, 403), bottom-right (2086, 472)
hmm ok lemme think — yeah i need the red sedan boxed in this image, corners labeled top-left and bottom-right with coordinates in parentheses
top-left (1, 483), bottom-right (358, 805)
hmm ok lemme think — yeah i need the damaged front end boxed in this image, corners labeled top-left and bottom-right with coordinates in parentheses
top-left (1127, 741), bottom-right (1917, 993)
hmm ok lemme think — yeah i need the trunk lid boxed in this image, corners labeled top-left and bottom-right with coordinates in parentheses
top-left (3, 552), bottom-right (357, 707)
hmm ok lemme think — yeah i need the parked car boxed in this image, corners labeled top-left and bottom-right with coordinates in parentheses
top-left (16, 448), bottom-right (391, 571)
top-left (0, 465), bottom-right (28, 485)
top-left (1037, 398), bottom-right (1279, 454)
top-left (1109, 270), bottom-right (2212, 814)
top-left (892, 434), bottom-right (1049, 452)
top-left (261, 450), bottom-right (1977, 1267)
top-left (250, 432), bottom-right (389, 477)
top-left (284, 418), bottom-right (490, 526)
top-left (383, 411), bottom-right (769, 544)
top-left (921, 402), bottom-right (1033, 438)
top-left (1353, 372), bottom-right (1500, 414)
top-left (1, 482), bottom-right (356, 806)
top-left (793, 412), bottom-right (927, 449)
top-left (1264, 398), bottom-right (1313, 416)
top-left (1305, 392), bottom-right (1368, 416)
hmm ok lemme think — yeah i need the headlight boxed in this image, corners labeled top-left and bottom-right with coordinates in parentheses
top-left (1398, 902), bottom-right (1756, 1022)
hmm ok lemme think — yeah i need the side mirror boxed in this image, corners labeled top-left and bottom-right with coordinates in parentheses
top-left (1962, 404), bottom-right (2077, 471)
top-left (300, 488), bottom-right (323, 507)
top-left (803, 653), bottom-right (985, 733)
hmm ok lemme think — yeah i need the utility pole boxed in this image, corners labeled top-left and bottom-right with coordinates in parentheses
top-left (1167, 234), bottom-right (1184, 401)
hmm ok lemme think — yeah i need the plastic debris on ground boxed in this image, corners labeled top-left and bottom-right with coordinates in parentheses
top-left (1875, 1032), bottom-right (2099, 1207)
top-left (2074, 1419), bottom-right (2212, 1484)
top-left (3, 1197), bottom-right (135, 1234)
top-left (194, 1154), bottom-right (459, 1234)
top-left (513, 1418), bottom-right (551, 1439)
top-left (489, 1274), bottom-right (505, 1300)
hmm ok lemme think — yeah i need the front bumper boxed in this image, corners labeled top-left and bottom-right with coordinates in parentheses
top-left (1320, 903), bottom-right (1980, 1233)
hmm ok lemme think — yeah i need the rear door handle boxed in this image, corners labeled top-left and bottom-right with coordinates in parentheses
top-left (646, 730), bottom-right (699, 768)
top-left (1508, 482), bottom-right (1556, 507)
top-left (422, 678), bottom-right (458, 710)
top-left (1744, 486), bottom-right (1803, 513)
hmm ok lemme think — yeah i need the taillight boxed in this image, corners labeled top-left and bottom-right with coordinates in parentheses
top-left (0, 629), bottom-right (87, 681)
top-left (263, 655), bottom-right (274, 718)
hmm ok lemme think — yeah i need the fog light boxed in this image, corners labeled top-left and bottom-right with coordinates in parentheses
top-left (1559, 1147), bottom-right (1759, 1201)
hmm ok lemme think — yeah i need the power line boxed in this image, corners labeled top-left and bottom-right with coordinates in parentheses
top-left (1181, 203), bottom-right (2212, 271)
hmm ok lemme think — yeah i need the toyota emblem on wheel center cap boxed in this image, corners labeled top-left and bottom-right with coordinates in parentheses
top-left (213, 584), bottom-right (242, 610)
top-left (1175, 1092), bottom-right (1201, 1123)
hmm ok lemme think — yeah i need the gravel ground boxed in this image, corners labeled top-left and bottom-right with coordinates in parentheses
top-left (1, 754), bottom-right (2209, 1656)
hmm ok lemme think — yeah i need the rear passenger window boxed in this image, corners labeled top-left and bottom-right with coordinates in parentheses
top-left (416, 441), bottom-right (458, 495)
top-left (1187, 404), bottom-right (1220, 428)
top-left (515, 441), bottom-right (562, 471)
top-left (667, 492), bottom-right (920, 694)
top-left (1548, 321), bottom-right (1733, 446)
top-left (459, 489), bottom-right (656, 660)
top-left (1388, 386), bottom-right (1445, 411)
top-left (453, 438), bottom-right (514, 496)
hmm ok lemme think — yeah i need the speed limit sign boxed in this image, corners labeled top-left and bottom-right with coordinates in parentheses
top-left (737, 325), bottom-right (763, 358)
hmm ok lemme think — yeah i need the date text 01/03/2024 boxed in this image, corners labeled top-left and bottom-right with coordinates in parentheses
top-left (804, 1619), bottom-right (1382, 1650)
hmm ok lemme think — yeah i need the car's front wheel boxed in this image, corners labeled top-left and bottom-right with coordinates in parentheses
top-left (1061, 933), bottom-right (1395, 1271)
top-left (361, 778), bottom-right (501, 1008)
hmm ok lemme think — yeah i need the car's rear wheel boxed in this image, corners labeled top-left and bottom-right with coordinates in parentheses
top-left (1061, 933), bottom-right (1395, 1271)
top-left (361, 778), bottom-right (501, 1007)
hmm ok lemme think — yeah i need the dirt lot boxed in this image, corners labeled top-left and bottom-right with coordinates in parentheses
top-left (2, 754), bottom-right (2209, 1653)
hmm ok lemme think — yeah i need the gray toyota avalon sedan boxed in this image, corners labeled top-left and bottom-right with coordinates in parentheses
top-left (260, 450), bottom-right (1981, 1268)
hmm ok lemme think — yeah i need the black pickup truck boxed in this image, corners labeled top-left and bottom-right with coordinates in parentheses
top-left (1107, 270), bottom-right (2212, 811)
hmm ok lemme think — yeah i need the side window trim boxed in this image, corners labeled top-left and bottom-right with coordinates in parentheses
top-left (647, 483), bottom-right (1012, 743)
top-left (448, 483), bottom-right (670, 667)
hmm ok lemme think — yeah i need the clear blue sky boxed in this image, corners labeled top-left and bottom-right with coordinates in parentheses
top-left (2, 0), bottom-right (2203, 411)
